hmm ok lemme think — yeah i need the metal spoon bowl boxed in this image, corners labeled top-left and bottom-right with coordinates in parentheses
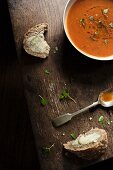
top-left (52, 88), bottom-right (113, 127)
top-left (98, 87), bottom-right (113, 107)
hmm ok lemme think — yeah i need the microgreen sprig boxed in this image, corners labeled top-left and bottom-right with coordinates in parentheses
top-left (59, 89), bottom-right (76, 104)
top-left (104, 39), bottom-right (108, 45)
top-left (109, 22), bottom-right (113, 28)
top-left (44, 69), bottom-right (50, 75)
top-left (102, 8), bottom-right (109, 15)
top-left (39, 95), bottom-right (48, 106)
top-left (98, 115), bottom-right (104, 123)
top-left (80, 18), bottom-right (86, 27)
top-left (98, 115), bottom-right (112, 127)
top-left (89, 16), bottom-right (94, 21)
top-left (70, 133), bottom-right (76, 140)
top-left (98, 115), bottom-right (106, 127)
top-left (53, 46), bottom-right (59, 53)
top-left (42, 144), bottom-right (55, 154)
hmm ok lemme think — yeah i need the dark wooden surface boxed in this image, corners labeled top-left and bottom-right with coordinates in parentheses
top-left (7, 0), bottom-right (113, 169)
top-left (0, 1), bottom-right (39, 169)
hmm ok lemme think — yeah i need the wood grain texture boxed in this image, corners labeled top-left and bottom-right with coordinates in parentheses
top-left (7, 0), bottom-right (113, 169)
top-left (0, 1), bottom-right (39, 169)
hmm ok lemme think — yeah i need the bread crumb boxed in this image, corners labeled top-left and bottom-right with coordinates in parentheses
top-left (62, 132), bottom-right (65, 136)
top-left (89, 117), bottom-right (93, 120)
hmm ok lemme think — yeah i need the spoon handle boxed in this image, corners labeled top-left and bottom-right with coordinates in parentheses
top-left (72, 101), bottom-right (99, 117)
top-left (52, 101), bottom-right (99, 127)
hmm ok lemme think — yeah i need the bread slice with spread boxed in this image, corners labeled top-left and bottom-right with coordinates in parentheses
top-left (64, 128), bottom-right (108, 160)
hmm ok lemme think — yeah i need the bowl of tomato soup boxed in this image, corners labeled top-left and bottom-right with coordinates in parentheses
top-left (63, 0), bottom-right (113, 60)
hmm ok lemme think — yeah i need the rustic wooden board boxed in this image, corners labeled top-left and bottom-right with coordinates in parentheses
top-left (7, 0), bottom-right (113, 169)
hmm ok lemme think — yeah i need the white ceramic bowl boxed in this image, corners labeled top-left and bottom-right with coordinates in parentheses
top-left (63, 0), bottom-right (113, 61)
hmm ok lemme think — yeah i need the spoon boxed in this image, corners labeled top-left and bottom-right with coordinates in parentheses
top-left (52, 88), bottom-right (113, 127)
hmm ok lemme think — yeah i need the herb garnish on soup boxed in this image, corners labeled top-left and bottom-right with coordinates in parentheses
top-left (66, 0), bottom-right (113, 57)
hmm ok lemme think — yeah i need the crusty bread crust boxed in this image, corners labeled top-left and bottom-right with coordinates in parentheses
top-left (23, 23), bottom-right (50, 58)
top-left (63, 128), bottom-right (108, 160)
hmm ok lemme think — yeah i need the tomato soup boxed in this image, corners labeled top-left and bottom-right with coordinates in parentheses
top-left (66, 0), bottom-right (113, 57)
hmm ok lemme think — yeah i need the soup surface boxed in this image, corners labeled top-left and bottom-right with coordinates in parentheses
top-left (100, 92), bottom-right (113, 102)
top-left (66, 0), bottom-right (113, 57)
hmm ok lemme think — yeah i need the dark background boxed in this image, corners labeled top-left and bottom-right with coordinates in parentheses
top-left (0, 0), bottom-right (113, 169)
top-left (0, 0), bottom-right (39, 170)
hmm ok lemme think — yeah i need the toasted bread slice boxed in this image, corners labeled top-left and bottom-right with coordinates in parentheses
top-left (23, 23), bottom-right (50, 58)
top-left (63, 128), bottom-right (108, 160)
